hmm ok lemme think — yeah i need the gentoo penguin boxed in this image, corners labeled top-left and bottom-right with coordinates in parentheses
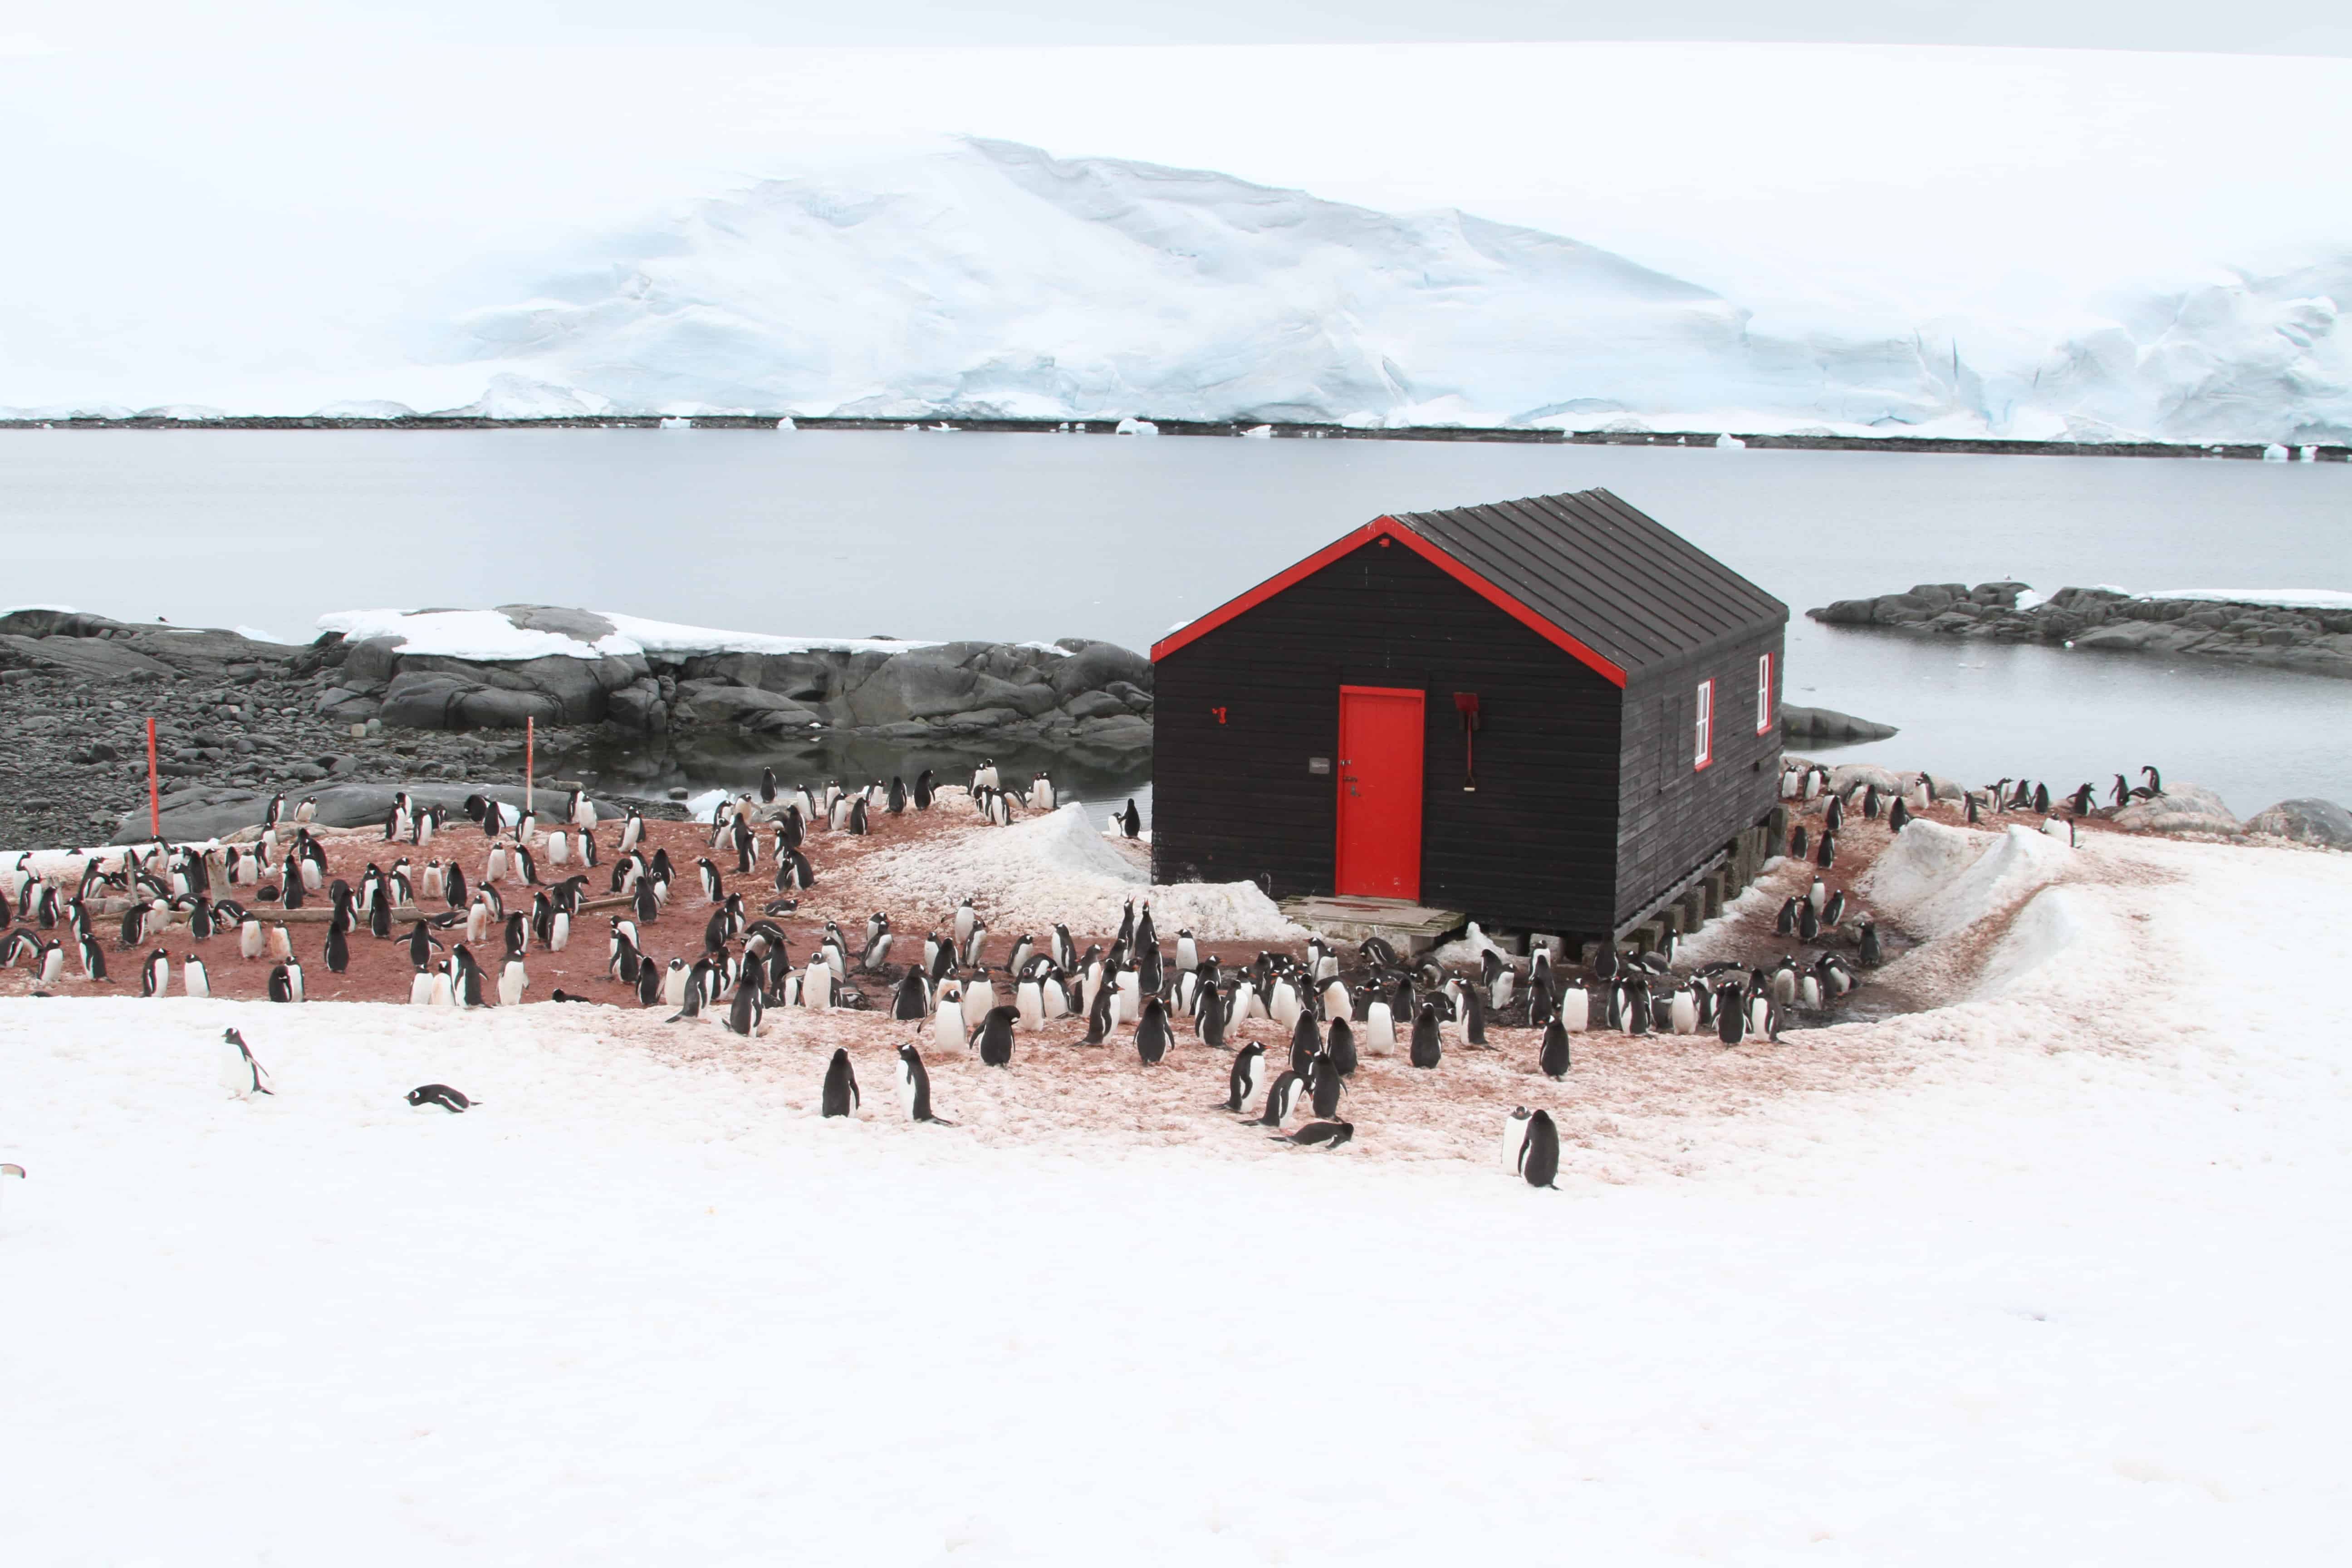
top-left (1289, 1011), bottom-right (1321, 1076)
top-left (1889, 796), bottom-right (1911, 833)
top-left (324, 923), bottom-right (350, 975)
top-left (1273, 1120), bottom-right (1353, 1148)
top-left (1257, 1069), bottom-right (1304, 1127)
top-left (1326, 1017), bottom-right (1358, 1078)
top-left (408, 1084), bottom-right (473, 1112)
top-left (1363, 998), bottom-right (1396, 1057)
top-left (1518, 1109), bottom-right (1560, 1187)
top-left (1816, 831), bottom-right (1838, 870)
top-left (1501, 1107), bottom-right (1534, 1171)
top-left (1307, 1050), bottom-right (1345, 1117)
top-left (139, 947), bottom-right (169, 998)
top-left (1409, 1004), bottom-right (1443, 1068)
top-left (267, 922), bottom-right (293, 961)
top-left (892, 969), bottom-right (931, 1021)
top-left (896, 1044), bottom-right (954, 1124)
top-left (219, 1027), bottom-right (274, 1098)
top-left (817, 1048), bottom-right (860, 1117)
top-left (1225, 1043), bottom-right (1265, 1112)
top-left (499, 957), bottom-right (528, 1007)
top-left (408, 969), bottom-right (435, 1005)
top-left (266, 963), bottom-right (295, 1003)
top-left (1118, 799), bottom-right (1142, 839)
top-left (931, 985), bottom-right (966, 1053)
top-left (1135, 997), bottom-right (1173, 1064)
top-left (972, 1005), bottom-right (1018, 1067)
top-left (1717, 986), bottom-right (1746, 1044)
top-left (1539, 1014), bottom-right (1572, 1079)
top-left (726, 982), bottom-right (764, 1037)
top-left (183, 954), bottom-right (210, 999)
top-left (1857, 921), bottom-right (1883, 967)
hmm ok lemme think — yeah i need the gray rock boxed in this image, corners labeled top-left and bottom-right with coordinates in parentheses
top-left (2243, 797), bottom-right (2352, 849)
top-left (1047, 640), bottom-right (1152, 699)
top-left (608, 679), bottom-right (668, 734)
top-left (452, 688), bottom-right (562, 729)
top-left (1779, 704), bottom-right (1899, 743)
top-left (0, 633), bottom-right (174, 680)
top-left (2112, 784), bottom-right (2239, 836)
top-left (338, 636), bottom-right (406, 690)
top-left (1070, 713), bottom-right (1154, 748)
top-left (845, 652), bottom-right (982, 725)
top-left (109, 778), bottom-right (620, 842)
top-left (380, 670), bottom-right (484, 729)
top-left (672, 683), bottom-right (819, 729)
top-left (1063, 690), bottom-right (1129, 721)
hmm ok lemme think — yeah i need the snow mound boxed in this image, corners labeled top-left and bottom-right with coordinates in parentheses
top-left (1862, 822), bottom-right (2073, 942)
top-left (231, 625), bottom-right (290, 645)
top-left (314, 606), bottom-right (957, 663)
top-left (133, 404), bottom-right (226, 421)
top-left (311, 399), bottom-right (416, 420)
top-left (1971, 885), bottom-right (2099, 1000)
top-left (862, 803), bottom-right (1301, 942)
top-left (2135, 588), bottom-right (2352, 611)
top-left (443, 374), bottom-right (609, 420)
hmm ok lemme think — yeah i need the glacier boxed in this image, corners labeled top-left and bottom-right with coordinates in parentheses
top-left (434, 138), bottom-right (2351, 443)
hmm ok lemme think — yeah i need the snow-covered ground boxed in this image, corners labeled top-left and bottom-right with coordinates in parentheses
top-left (4, 822), bottom-right (2349, 1558)
top-left (315, 606), bottom-right (960, 662)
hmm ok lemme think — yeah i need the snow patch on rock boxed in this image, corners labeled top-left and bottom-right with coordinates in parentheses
top-left (1862, 822), bottom-right (2073, 943)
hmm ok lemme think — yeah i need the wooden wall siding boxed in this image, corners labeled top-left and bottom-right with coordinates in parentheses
top-left (1152, 539), bottom-right (1627, 934)
top-left (1610, 632), bottom-right (1786, 927)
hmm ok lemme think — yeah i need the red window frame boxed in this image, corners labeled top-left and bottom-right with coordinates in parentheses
top-left (1693, 678), bottom-right (1715, 770)
top-left (1755, 652), bottom-right (1774, 734)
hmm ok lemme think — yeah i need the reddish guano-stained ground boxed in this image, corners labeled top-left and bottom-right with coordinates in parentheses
top-left (1, 781), bottom-right (2126, 1174)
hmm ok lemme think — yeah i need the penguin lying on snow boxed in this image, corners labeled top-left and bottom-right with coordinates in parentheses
top-left (1273, 1120), bottom-right (1353, 1148)
top-left (407, 1084), bottom-right (475, 1112)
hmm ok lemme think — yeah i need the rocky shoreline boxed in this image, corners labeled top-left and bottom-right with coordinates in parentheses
top-left (1809, 583), bottom-right (2352, 679)
top-left (0, 605), bottom-right (1155, 849)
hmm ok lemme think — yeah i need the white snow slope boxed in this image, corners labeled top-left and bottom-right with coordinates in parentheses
top-left (4, 829), bottom-right (2350, 1559)
top-left (437, 139), bottom-right (2352, 443)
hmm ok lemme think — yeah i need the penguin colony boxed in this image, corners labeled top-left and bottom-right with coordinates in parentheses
top-left (2, 749), bottom-right (2137, 1186)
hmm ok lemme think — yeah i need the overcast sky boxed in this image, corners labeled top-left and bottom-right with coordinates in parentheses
top-left (6, 0), bottom-right (2351, 54)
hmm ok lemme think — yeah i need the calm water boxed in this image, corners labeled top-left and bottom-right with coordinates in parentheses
top-left (1, 431), bottom-right (2345, 813)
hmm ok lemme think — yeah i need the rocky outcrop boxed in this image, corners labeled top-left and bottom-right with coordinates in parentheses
top-left (106, 780), bottom-right (621, 845)
top-left (2111, 784), bottom-right (2240, 836)
top-left (308, 607), bottom-right (1154, 748)
top-left (1779, 704), bottom-right (1898, 743)
top-left (1809, 583), bottom-right (2352, 679)
top-left (2244, 797), bottom-right (2352, 849)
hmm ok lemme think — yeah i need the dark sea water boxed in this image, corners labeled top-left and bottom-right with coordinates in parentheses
top-left (1, 430), bottom-right (2345, 815)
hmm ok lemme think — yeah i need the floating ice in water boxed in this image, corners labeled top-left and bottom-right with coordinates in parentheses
top-left (2263, 443), bottom-right (2290, 461)
top-left (1715, 432), bottom-right (1746, 448)
top-left (1114, 417), bottom-right (1159, 436)
top-left (1239, 424), bottom-right (1273, 439)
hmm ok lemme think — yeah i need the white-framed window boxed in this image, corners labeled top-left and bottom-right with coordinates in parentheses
top-left (1693, 679), bottom-right (1714, 769)
top-left (1756, 652), bottom-right (1774, 734)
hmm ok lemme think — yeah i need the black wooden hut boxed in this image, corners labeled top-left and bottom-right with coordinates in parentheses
top-left (1149, 488), bottom-right (1788, 947)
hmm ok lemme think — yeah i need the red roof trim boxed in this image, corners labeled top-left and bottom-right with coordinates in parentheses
top-left (1151, 516), bottom-right (1628, 687)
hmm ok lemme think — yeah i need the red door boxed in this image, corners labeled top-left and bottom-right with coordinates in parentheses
top-left (1336, 686), bottom-right (1426, 900)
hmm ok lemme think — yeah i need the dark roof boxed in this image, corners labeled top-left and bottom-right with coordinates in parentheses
top-left (1391, 488), bottom-right (1785, 677)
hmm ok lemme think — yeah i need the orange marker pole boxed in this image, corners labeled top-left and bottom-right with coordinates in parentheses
top-left (525, 715), bottom-right (534, 815)
top-left (146, 716), bottom-right (160, 838)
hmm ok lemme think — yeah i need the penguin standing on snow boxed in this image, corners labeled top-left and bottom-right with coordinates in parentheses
top-left (896, 1044), bottom-right (954, 1124)
top-left (820, 1049), bottom-right (860, 1117)
top-left (892, 968), bottom-right (931, 1021)
top-left (1135, 997), bottom-right (1173, 1064)
top-left (1409, 1003), bottom-right (1443, 1068)
top-left (139, 947), bottom-right (169, 998)
top-left (1518, 1109), bottom-right (1560, 1187)
top-left (1256, 1069), bottom-right (1304, 1127)
top-left (1225, 1042), bottom-right (1265, 1112)
top-left (1539, 1014), bottom-right (1572, 1079)
top-left (972, 1005), bottom-right (1018, 1067)
top-left (1307, 1050), bottom-right (1345, 1118)
top-left (1500, 1107), bottom-right (1534, 1172)
top-left (182, 954), bottom-right (210, 999)
top-left (219, 1027), bottom-right (274, 1098)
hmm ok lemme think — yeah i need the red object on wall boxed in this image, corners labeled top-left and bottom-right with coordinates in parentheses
top-left (146, 717), bottom-right (160, 839)
top-left (1336, 685), bottom-right (1426, 900)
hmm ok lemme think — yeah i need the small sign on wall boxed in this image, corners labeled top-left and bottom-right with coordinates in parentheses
top-left (1308, 757), bottom-right (1332, 775)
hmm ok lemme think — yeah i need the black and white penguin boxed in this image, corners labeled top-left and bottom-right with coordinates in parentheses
top-left (1288, 1010), bottom-right (1321, 1076)
top-left (892, 968), bottom-right (931, 1021)
top-left (1816, 830), bottom-right (1838, 870)
top-left (407, 1083), bottom-right (472, 1112)
top-left (220, 1027), bottom-right (274, 1097)
top-left (1500, 1106), bottom-right (1534, 1171)
top-left (1518, 1109), bottom-right (1560, 1187)
top-left (972, 1005), bottom-right (1018, 1067)
top-left (324, 922), bottom-right (351, 975)
top-left (1789, 824), bottom-right (1809, 860)
top-left (1409, 1003), bottom-right (1443, 1068)
top-left (725, 980), bottom-right (764, 1037)
top-left (1825, 793), bottom-right (1845, 832)
top-left (139, 947), bottom-right (169, 997)
top-left (266, 963), bottom-right (295, 1003)
top-left (1254, 1068), bottom-right (1305, 1127)
top-left (1225, 1042), bottom-right (1265, 1113)
top-left (1274, 1120), bottom-right (1353, 1148)
top-left (1118, 799), bottom-right (1142, 839)
top-left (1325, 1016), bottom-right (1358, 1078)
top-left (1776, 897), bottom-right (1798, 936)
top-left (820, 1048), bottom-right (860, 1117)
top-left (1889, 796), bottom-right (1911, 833)
top-left (1539, 1014), bottom-right (1572, 1079)
top-left (1717, 985), bottom-right (1746, 1044)
top-left (895, 1043), bottom-right (953, 1124)
top-left (1134, 997), bottom-right (1174, 1064)
top-left (1857, 921), bottom-right (1883, 967)
top-left (182, 954), bottom-right (210, 999)
top-left (1304, 1050), bottom-right (1343, 1117)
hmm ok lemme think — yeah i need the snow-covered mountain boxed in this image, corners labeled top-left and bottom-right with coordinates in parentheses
top-left (436, 139), bottom-right (2349, 442)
